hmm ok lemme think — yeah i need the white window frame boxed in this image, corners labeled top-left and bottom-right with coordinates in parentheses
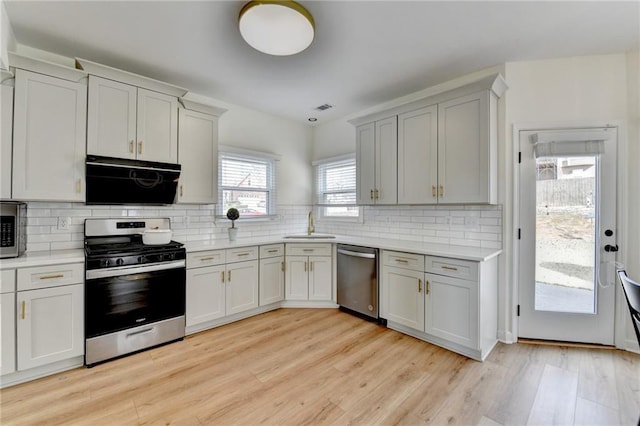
top-left (313, 154), bottom-right (362, 223)
top-left (217, 146), bottom-right (279, 222)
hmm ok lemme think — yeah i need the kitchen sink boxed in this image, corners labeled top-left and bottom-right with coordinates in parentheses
top-left (283, 234), bottom-right (336, 239)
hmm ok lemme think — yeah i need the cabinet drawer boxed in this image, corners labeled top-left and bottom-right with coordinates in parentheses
top-left (226, 246), bottom-right (258, 263)
top-left (425, 256), bottom-right (478, 281)
top-left (187, 250), bottom-right (225, 268)
top-left (17, 263), bottom-right (84, 291)
top-left (1, 269), bottom-right (16, 293)
top-left (260, 244), bottom-right (284, 259)
top-left (382, 250), bottom-right (424, 271)
top-left (286, 243), bottom-right (332, 257)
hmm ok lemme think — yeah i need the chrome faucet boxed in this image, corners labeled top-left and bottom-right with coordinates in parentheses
top-left (307, 210), bottom-right (315, 235)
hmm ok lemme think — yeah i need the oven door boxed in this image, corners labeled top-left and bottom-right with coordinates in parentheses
top-left (85, 262), bottom-right (186, 338)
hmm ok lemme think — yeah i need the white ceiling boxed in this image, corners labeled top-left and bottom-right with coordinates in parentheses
top-left (4, 1), bottom-right (639, 125)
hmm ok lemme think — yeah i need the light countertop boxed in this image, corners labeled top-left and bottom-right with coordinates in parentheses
top-left (0, 235), bottom-right (501, 270)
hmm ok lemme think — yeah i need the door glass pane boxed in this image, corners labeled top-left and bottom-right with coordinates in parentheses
top-left (535, 156), bottom-right (596, 313)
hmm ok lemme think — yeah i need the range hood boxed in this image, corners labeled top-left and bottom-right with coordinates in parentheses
top-left (86, 155), bottom-right (181, 205)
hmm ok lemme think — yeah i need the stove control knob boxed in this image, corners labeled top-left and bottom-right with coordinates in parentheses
top-left (165, 253), bottom-right (174, 261)
top-left (116, 258), bottom-right (124, 266)
top-left (139, 256), bottom-right (146, 264)
top-left (100, 259), bottom-right (110, 268)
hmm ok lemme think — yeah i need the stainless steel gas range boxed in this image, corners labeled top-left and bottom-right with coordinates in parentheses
top-left (84, 218), bottom-right (186, 367)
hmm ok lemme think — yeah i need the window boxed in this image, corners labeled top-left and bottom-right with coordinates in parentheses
top-left (313, 155), bottom-right (361, 220)
top-left (218, 148), bottom-right (276, 219)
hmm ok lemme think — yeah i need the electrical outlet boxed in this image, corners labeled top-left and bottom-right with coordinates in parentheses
top-left (57, 216), bottom-right (70, 230)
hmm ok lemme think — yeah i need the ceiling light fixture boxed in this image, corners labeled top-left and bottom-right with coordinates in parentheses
top-left (238, 1), bottom-right (315, 56)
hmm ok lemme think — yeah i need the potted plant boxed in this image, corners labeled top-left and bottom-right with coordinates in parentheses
top-left (226, 207), bottom-right (240, 241)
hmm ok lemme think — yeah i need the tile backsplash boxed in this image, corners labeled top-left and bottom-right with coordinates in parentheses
top-left (25, 202), bottom-right (502, 252)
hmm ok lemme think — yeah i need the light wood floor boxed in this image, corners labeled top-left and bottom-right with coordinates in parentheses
top-left (1, 308), bottom-right (639, 425)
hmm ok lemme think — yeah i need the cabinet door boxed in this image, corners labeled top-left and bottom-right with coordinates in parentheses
top-left (259, 256), bottom-right (284, 306)
top-left (177, 109), bottom-right (218, 203)
top-left (308, 256), bottom-right (332, 301)
top-left (285, 256), bottom-right (309, 300)
top-left (186, 264), bottom-right (225, 327)
top-left (437, 91), bottom-right (490, 204)
top-left (87, 76), bottom-right (137, 159)
top-left (425, 273), bottom-right (478, 349)
top-left (1, 82), bottom-right (13, 199)
top-left (355, 122), bottom-right (376, 205)
top-left (226, 260), bottom-right (259, 315)
top-left (16, 284), bottom-right (84, 371)
top-left (136, 88), bottom-right (178, 163)
top-left (12, 70), bottom-right (86, 201)
top-left (381, 266), bottom-right (424, 331)
top-left (375, 116), bottom-right (397, 205)
top-left (1, 292), bottom-right (16, 375)
top-left (398, 106), bottom-right (438, 204)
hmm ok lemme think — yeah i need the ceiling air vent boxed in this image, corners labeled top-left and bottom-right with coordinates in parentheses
top-left (314, 103), bottom-right (333, 111)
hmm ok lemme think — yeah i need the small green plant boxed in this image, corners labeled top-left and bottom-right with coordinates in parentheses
top-left (226, 208), bottom-right (240, 228)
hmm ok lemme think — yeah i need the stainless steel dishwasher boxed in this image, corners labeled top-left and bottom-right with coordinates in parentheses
top-left (337, 244), bottom-right (379, 320)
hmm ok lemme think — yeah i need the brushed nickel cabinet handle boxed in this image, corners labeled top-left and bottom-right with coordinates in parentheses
top-left (418, 279), bottom-right (422, 293)
top-left (130, 140), bottom-right (135, 153)
top-left (395, 259), bottom-right (409, 264)
top-left (426, 280), bottom-right (430, 295)
top-left (441, 266), bottom-right (458, 271)
top-left (267, 249), bottom-right (278, 253)
top-left (228, 270), bottom-right (231, 282)
top-left (236, 253), bottom-right (250, 257)
top-left (21, 300), bottom-right (26, 319)
top-left (39, 274), bottom-right (64, 280)
top-left (221, 271), bottom-right (225, 283)
top-left (138, 141), bottom-right (143, 155)
top-left (310, 261), bottom-right (313, 272)
top-left (303, 249), bottom-right (314, 252)
top-left (200, 257), bottom-right (215, 261)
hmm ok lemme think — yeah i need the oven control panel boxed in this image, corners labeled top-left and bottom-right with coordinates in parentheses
top-left (86, 249), bottom-right (186, 271)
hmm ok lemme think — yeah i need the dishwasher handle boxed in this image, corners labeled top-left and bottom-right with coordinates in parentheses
top-left (337, 248), bottom-right (376, 259)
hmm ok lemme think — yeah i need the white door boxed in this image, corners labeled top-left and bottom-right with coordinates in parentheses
top-left (518, 127), bottom-right (617, 344)
top-left (1, 292), bottom-right (16, 375)
top-left (136, 88), bottom-right (178, 163)
top-left (186, 264), bottom-right (225, 327)
top-left (308, 256), bottom-right (332, 301)
top-left (355, 123), bottom-right (375, 205)
top-left (17, 284), bottom-right (84, 370)
top-left (259, 256), bottom-right (284, 306)
top-left (374, 116), bottom-right (398, 205)
top-left (87, 76), bottom-right (137, 159)
top-left (225, 260), bottom-right (258, 315)
top-left (381, 266), bottom-right (425, 331)
top-left (285, 257), bottom-right (309, 300)
top-left (1, 81), bottom-right (13, 199)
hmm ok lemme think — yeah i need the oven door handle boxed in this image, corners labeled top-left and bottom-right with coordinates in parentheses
top-left (86, 260), bottom-right (185, 280)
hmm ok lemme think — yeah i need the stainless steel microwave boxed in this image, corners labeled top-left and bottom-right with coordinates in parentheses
top-left (0, 201), bottom-right (26, 259)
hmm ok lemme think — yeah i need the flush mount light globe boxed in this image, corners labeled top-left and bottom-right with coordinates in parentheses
top-left (239, 1), bottom-right (315, 56)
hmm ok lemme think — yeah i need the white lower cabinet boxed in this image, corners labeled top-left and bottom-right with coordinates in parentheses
top-left (185, 247), bottom-right (259, 331)
top-left (16, 283), bottom-right (84, 371)
top-left (186, 264), bottom-right (226, 326)
top-left (380, 250), bottom-right (497, 361)
top-left (380, 252), bottom-right (425, 332)
top-left (259, 244), bottom-right (285, 306)
top-left (285, 244), bottom-right (333, 302)
top-left (424, 272), bottom-right (478, 349)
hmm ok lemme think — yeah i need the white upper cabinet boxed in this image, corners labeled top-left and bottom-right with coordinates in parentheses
top-left (1, 74), bottom-right (14, 199)
top-left (177, 107), bottom-right (220, 204)
top-left (355, 116), bottom-right (397, 205)
top-left (351, 73), bottom-right (506, 206)
top-left (397, 105), bottom-right (438, 204)
top-left (12, 69), bottom-right (87, 202)
top-left (87, 76), bottom-right (178, 163)
top-left (437, 91), bottom-right (495, 204)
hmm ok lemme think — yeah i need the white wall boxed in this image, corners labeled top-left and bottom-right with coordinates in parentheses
top-left (0, 0), bottom-right (16, 70)
top-left (504, 53), bottom-right (633, 347)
